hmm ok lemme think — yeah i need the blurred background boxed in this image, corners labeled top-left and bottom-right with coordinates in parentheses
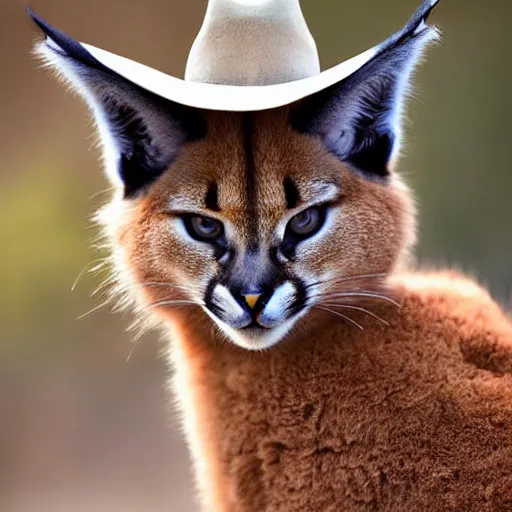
top-left (1, 0), bottom-right (511, 510)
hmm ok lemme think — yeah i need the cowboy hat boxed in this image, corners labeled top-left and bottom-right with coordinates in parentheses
top-left (27, 0), bottom-right (440, 112)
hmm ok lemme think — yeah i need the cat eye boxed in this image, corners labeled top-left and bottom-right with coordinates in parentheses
top-left (184, 215), bottom-right (224, 242)
top-left (287, 206), bottom-right (325, 238)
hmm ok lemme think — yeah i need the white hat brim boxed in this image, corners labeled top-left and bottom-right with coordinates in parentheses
top-left (30, 0), bottom-right (439, 112)
top-left (82, 43), bottom-right (378, 112)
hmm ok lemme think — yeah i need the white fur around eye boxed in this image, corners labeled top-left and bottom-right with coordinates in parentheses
top-left (173, 218), bottom-right (195, 244)
top-left (308, 181), bottom-right (340, 203)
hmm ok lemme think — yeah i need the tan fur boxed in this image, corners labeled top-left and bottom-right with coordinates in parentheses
top-left (98, 109), bottom-right (512, 510)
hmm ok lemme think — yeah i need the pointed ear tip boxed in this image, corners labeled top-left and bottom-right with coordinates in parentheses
top-left (26, 8), bottom-right (55, 58)
top-left (26, 7), bottom-right (62, 51)
top-left (25, 5), bottom-right (35, 17)
top-left (400, 1), bottom-right (442, 50)
top-left (419, 0), bottom-right (442, 24)
top-left (25, 7), bottom-right (70, 45)
top-left (25, 10), bottom-right (102, 70)
top-left (26, 6), bottom-right (49, 34)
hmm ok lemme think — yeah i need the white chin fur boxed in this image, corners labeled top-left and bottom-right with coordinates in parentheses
top-left (203, 307), bottom-right (302, 350)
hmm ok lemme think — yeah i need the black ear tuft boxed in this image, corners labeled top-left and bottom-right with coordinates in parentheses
top-left (27, 8), bottom-right (107, 72)
top-left (28, 9), bottom-right (207, 197)
top-left (291, 0), bottom-right (440, 178)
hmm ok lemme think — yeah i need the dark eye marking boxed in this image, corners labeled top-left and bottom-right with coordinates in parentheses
top-left (287, 206), bottom-right (326, 239)
top-left (184, 215), bottom-right (224, 242)
top-left (280, 205), bottom-right (327, 260)
top-left (283, 176), bottom-right (300, 209)
top-left (205, 182), bottom-right (220, 211)
top-left (182, 214), bottom-right (228, 260)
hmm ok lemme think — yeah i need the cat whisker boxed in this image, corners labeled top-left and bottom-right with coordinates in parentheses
top-left (148, 299), bottom-right (201, 310)
top-left (320, 291), bottom-right (400, 307)
top-left (76, 298), bottom-right (112, 320)
top-left (321, 303), bottom-right (390, 326)
top-left (140, 282), bottom-right (196, 292)
top-left (91, 275), bottom-right (118, 297)
top-left (126, 340), bottom-right (139, 363)
top-left (304, 273), bottom-right (387, 290)
top-left (71, 257), bottom-right (110, 292)
top-left (89, 186), bottom-right (115, 200)
top-left (94, 280), bottom-right (198, 297)
top-left (329, 273), bottom-right (387, 283)
top-left (314, 306), bottom-right (364, 331)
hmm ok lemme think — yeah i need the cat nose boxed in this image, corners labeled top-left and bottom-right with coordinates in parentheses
top-left (243, 293), bottom-right (262, 310)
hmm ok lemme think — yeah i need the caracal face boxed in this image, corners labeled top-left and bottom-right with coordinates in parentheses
top-left (107, 110), bottom-right (413, 349)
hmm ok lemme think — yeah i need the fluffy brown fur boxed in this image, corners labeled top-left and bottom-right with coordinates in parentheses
top-left (95, 110), bottom-right (512, 511)
top-left (163, 271), bottom-right (512, 512)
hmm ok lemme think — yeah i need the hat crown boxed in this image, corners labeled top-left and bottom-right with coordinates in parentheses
top-left (184, 0), bottom-right (320, 85)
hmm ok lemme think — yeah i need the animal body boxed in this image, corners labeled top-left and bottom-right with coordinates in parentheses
top-left (30, 1), bottom-right (512, 510)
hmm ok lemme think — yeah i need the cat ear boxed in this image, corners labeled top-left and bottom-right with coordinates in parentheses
top-left (28, 9), bottom-right (206, 198)
top-left (290, 0), bottom-right (440, 177)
